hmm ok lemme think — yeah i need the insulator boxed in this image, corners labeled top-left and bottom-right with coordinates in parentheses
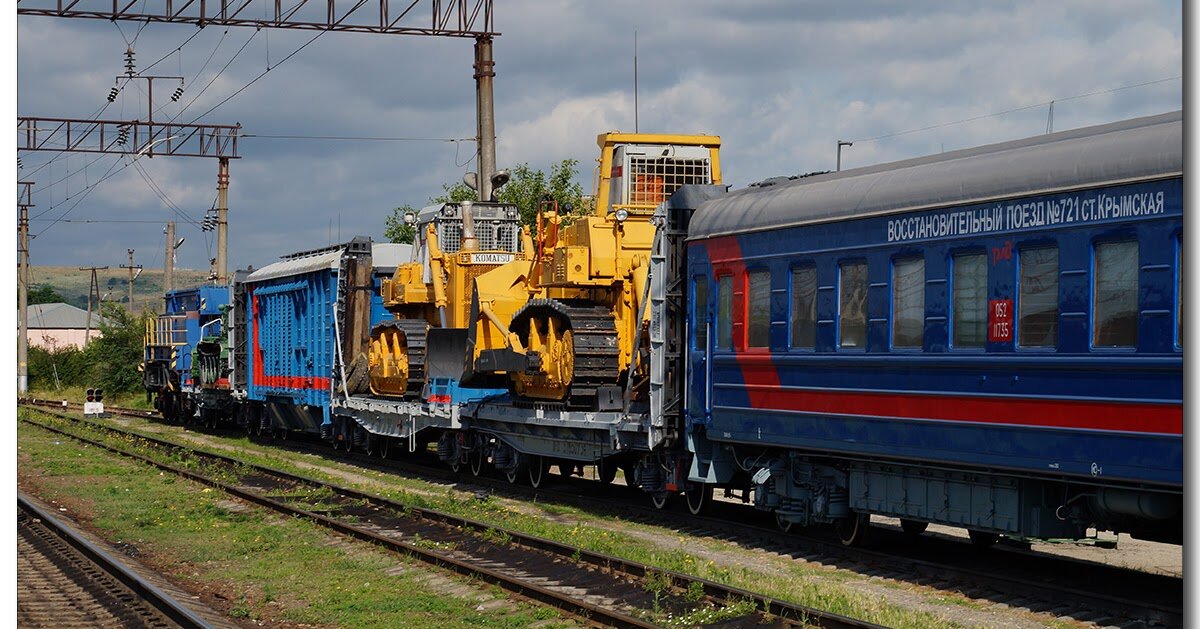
top-left (116, 125), bottom-right (130, 145)
top-left (107, 86), bottom-right (120, 102)
top-left (124, 48), bottom-right (136, 76)
top-left (171, 86), bottom-right (184, 102)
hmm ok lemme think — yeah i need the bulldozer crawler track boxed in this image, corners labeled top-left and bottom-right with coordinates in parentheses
top-left (511, 300), bottom-right (619, 409)
top-left (371, 319), bottom-right (429, 395)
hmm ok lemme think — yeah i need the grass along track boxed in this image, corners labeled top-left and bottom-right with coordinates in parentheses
top-left (20, 405), bottom-right (888, 629)
top-left (78, 399), bottom-right (1183, 628)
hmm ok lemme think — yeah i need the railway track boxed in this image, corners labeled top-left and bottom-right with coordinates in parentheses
top-left (18, 493), bottom-right (225, 629)
top-left (26, 400), bottom-right (1183, 627)
top-left (19, 402), bottom-right (882, 629)
top-left (202, 401), bottom-right (1184, 628)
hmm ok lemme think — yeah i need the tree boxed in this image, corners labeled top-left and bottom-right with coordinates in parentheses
top-left (26, 284), bottom-right (66, 305)
top-left (83, 302), bottom-right (154, 394)
top-left (494, 160), bottom-right (585, 227)
top-left (383, 204), bottom-right (418, 244)
top-left (397, 158), bottom-right (586, 231)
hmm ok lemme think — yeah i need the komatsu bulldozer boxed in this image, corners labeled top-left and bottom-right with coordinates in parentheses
top-left (464, 132), bottom-right (722, 410)
top-left (363, 200), bottom-right (529, 397)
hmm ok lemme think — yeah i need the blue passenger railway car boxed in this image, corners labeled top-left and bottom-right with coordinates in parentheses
top-left (683, 111), bottom-right (1182, 545)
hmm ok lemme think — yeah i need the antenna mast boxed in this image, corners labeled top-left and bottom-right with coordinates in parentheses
top-left (634, 30), bottom-right (639, 133)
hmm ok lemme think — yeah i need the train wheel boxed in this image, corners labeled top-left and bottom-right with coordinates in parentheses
top-left (651, 493), bottom-right (670, 510)
top-left (900, 519), bottom-right (929, 538)
top-left (836, 513), bottom-right (871, 547)
top-left (775, 513), bottom-right (794, 533)
top-left (505, 467), bottom-right (520, 484)
top-left (528, 456), bottom-right (548, 489)
top-left (378, 436), bottom-right (392, 459)
top-left (469, 449), bottom-right (485, 477)
top-left (968, 530), bottom-right (999, 548)
top-left (598, 460), bottom-right (617, 485)
top-left (684, 483), bottom-right (712, 516)
top-left (364, 433), bottom-right (379, 457)
top-left (449, 456), bottom-right (462, 473)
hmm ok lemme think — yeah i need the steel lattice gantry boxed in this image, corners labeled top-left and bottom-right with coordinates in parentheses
top-left (15, 0), bottom-right (495, 37)
top-left (17, 117), bottom-right (240, 159)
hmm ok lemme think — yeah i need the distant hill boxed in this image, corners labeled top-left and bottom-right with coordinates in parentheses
top-left (29, 266), bottom-right (214, 314)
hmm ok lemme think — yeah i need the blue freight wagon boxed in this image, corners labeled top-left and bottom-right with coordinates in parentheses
top-left (143, 284), bottom-right (230, 422)
top-left (238, 237), bottom-right (409, 436)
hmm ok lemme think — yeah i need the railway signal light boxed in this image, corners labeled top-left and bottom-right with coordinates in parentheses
top-left (86, 388), bottom-right (103, 402)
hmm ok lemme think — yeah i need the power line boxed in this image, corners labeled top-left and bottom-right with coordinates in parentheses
top-left (29, 218), bottom-right (180, 224)
top-left (130, 158), bottom-right (205, 229)
top-left (33, 155), bottom-right (129, 238)
top-left (853, 76), bottom-right (1182, 144)
top-left (187, 29), bottom-right (326, 124)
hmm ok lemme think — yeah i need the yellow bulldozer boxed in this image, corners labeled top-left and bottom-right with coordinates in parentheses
top-left (463, 132), bottom-right (722, 410)
top-left (363, 199), bottom-right (529, 397)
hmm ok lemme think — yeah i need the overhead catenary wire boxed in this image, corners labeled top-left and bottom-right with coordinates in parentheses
top-left (22, 26), bottom-right (209, 185)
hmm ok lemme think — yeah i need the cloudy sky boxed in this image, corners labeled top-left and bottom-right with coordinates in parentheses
top-left (12, 1), bottom-right (1184, 274)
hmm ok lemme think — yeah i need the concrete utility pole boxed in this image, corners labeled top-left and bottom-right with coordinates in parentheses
top-left (216, 158), bottom-right (230, 283)
top-left (474, 36), bottom-right (497, 202)
top-left (164, 221), bottom-right (176, 293)
top-left (120, 248), bottom-right (142, 310)
top-left (78, 266), bottom-right (109, 348)
top-left (18, 181), bottom-right (33, 394)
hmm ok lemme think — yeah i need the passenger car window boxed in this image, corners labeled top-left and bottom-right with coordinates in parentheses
top-left (1018, 247), bottom-right (1058, 348)
top-left (790, 266), bottom-right (817, 349)
top-left (693, 276), bottom-right (708, 350)
top-left (717, 275), bottom-right (733, 350)
top-left (747, 270), bottom-right (771, 348)
top-left (952, 253), bottom-right (986, 347)
top-left (1093, 241), bottom-right (1138, 348)
top-left (892, 257), bottom-right (924, 348)
top-left (839, 262), bottom-right (867, 349)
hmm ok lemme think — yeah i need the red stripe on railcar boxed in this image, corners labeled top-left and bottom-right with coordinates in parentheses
top-left (249, 290), bottom-right (330, 392)
top-left (703, 236), bottom-right (783, 407)
top-left (737, 384), bottom-right (1182, 435)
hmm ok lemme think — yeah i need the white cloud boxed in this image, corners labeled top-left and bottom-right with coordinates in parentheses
top-left (14, 1), bottom-right (1184, 273)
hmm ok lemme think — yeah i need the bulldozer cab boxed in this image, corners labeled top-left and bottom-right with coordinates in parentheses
top-left (412, 201), bottom-right (523, 257)
top-left (595, 133), bottom-right (722, 220)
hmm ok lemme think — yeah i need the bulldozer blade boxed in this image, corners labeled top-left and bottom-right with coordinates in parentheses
top-left (425, 328), bottom-right (469, 382)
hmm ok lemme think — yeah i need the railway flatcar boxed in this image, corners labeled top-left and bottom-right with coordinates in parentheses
top-left (682, 111), bottom-right (1182, 545)
top-left (143, 284), bottom-right (232, 422)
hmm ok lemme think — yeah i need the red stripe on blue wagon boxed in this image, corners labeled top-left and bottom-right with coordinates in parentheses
top-left (700, 236), bottom-right (1180, 437)
top-left (250, 289), bottom-right (330, 392)
top-left (703, 236), bottom-right (783, 408)
top-left (736, 384), bottom-right (1181, 436)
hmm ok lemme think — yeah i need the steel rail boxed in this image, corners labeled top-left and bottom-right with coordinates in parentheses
top-left (20, 405), bottom-right (882, 629)
top-left (21, 398), bottom-right (1185, 627)
top-left (18, 492), bottom-right (212, 629)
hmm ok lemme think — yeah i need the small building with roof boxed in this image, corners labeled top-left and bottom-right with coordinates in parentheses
top-left (26, 303), bottom-right (110, 350)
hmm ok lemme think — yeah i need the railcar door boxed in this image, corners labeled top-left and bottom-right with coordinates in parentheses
top-left (687, 274), bottom-right (711, 428)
